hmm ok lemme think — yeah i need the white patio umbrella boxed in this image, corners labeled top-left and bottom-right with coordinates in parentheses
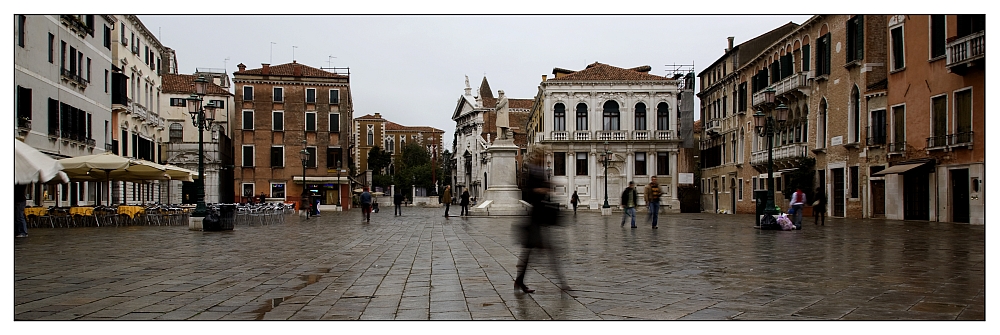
top-left (14, 140), bottom-right (68, 185)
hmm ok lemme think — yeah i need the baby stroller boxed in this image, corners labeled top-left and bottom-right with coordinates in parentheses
top-left (372, 201), bottom-right (380, 213)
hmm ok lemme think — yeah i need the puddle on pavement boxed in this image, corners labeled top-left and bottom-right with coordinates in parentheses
top-left (252, 297), bottom-right (287, 320)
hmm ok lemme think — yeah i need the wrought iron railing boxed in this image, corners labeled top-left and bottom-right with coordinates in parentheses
top-left (948, 131), bottom-right (974, 146)
top-left (887, 141), bottom-right (906, 154)
top-left (926, 135), bottom-right (948, 149)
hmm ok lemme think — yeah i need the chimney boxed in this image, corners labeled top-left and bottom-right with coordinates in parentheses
top-left (237, 63), bottom-right (246, 72)
top-left (293, 62), bottom-right (302, 76)
top-left (727, 36), bottom-right (735, 52)
top-left (374, 113), bottom-right (381, 119)
top-left (261, 63), bottom-right (270, 75)
top-left (542, 74), bottom-right (547, 82)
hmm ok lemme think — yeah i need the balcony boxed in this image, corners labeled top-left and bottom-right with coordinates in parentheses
top-left (751, 143), bottom-right (809, 166)
top-left (596, 130), bottom-right (626, 141)
top-left (17, 118), bottom-right (31, 133)
top-left (948, 131), bottom-right (974, 148)
top-left (551, 131), bottom-right (568, 141)
top-left (134, 103), bottom-right (148, 121)
top-left (926, 135), bottom-right (948, 150)
top-left (705, 119), bottom-right (722, 135)
top-left (947, 31), bottom-right (985, 73)
top-left (632, 130), bottom-right (649, 141)
top-left (655, 130), bottom-right (676, 140)
top-left (574, 131), bottom-right (590, 141)
top-left (887, 141), bottom-right (906, 156)
top-left (60, 68), bottom-right (89, 88)
top-left (752, 72), bottom-right (811, 107)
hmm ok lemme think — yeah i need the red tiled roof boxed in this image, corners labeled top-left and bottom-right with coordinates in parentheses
top-left (385, 121), bottom-right (442, 133)
top-left (693, 119), bottom-right (703, 132)
top-left (234, 61), bottom-right (347, 79)
top-left (161, 74), bottom-right (231, 96)
top-left (548, 62), bottom-right (671, 81)
top-left (355, 114), bottom-right (384, 120)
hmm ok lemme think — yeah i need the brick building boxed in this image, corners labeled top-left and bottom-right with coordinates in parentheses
top-left (232, 61), bottom-right (353, 209)
top-left (353, 113), bottom-right (444, 194)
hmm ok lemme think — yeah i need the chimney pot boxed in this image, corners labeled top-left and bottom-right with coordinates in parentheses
top-left (261, 63), bottom-right (270, 75)
top-left (542, 74), bottom-right (547, 81)
top-left (237, 63), bottom-right (246, 72)
top-left (727, 36), bottom-right (735, 51)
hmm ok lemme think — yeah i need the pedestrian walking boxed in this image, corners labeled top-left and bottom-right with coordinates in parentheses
top-left (359, 187), bottom-right (372, 222)
top-left (258, 192), bottom-right (267, 204)
top-left (313, 197), bottom-right (321, 217)
top-left (620, 181), bottom-right (638, 228)
top-left (514, 148), bottom-right (568, 294)
top-left (442, 185), bottom-right (452, 218)
top-left (460, 190), bottom-right (471, 216)
top-left (789, 188), bottom-right (806, 229)
top-left (813, 187), bottom-right (827, 225)
top-left (570, 191), bottom-right (579, 214)
top-left (644, 176), bottom-right (662, 229)
top-left (15, 184), bottom-right (28, 238)
top-left (394, 192), bottom-right (404, 216)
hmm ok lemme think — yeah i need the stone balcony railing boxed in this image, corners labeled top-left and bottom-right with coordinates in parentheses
top-left (632, 130), bottom-right (650, 140)
top-left (596, 130), bottom-right (627, 141)
top-left (947, 31), bottom-right (985, 69)
top-left (134, 103), bottom-right (147, 121)
top-left (574, 131), bottom-right (591, 141)
top-left (752, 72), bottom-right (810, 107)
top-left (544, 129), bottom-right (677, 141)
top-left (705, 119), bottom-right (722, 134)
top-left (655, 130), bottom-right (676, 140)
top-left (751, 143), bottom-right (809, 165)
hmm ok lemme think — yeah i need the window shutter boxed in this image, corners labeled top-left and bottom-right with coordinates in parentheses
top-left (802, 44), bottom-right (810, 72)
top-left (856, 15), bottom-right (864, 61)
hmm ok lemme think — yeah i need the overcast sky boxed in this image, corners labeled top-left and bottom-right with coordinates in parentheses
top-left (139, 15), bottom-right (812, 149)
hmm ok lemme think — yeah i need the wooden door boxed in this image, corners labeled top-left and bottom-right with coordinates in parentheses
top-left (832, 168), bottom-right (845, 217)
top-left (871, 180), bottom-right (885, 218)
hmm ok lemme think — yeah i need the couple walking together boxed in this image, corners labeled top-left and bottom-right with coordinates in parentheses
top-left (620, 176), bottom-right (663, 229)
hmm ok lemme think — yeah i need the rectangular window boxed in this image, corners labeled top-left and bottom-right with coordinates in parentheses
top-left (306, 112), bottom-right (317, 132)
top-left (892, 105), bottom-right (905, 146)
top-left (576, 104), bottom-right (588, 131)
top-left (273, 87), bottom-right (283, 102)
top-left (169, 98), bottom-right (186, 107)
top-left (802, 44), bottom-right (811, 72)
top-left (270, 146), bottom-right (284, 167)
top-left (849, 166), bottom-right (859, 198)
top-left (816, 33), bottom-right (831, 76)
top-left (327, 147), bottom-right (343, 169)
top-left (48, 33), bottom-right (54, 63)
top-left (243, 145), bottom-right (254, 167)
top-left (271, 183), bottom-right (286, 199)
top-left (243, 86), bottom-right (254, 101)
top-left (210, 100), bottom-right (224, 109)
top-left (634, 152), bottom-right (647, 176)
top-left (86, 58), bottom-right (91, 82)
top-left (656, 152), bottom-right (669, 175)
top-left (846, 15), bottom-right (864, 63)
top-left (17, 15), bottom-right (25, 47)
top-left (932, 95), bottom-right (948, 147)
top-left (634, 105), bottom-right (646, 131)
top-left (553, 152), bottom-right (566, 176)
top-left (891, 26), bottom-right (905, 71)
top-left (738, 179), bottom-right (744, 201)
top-left (575, 152), bottom-right (588, 176)
top-left (930, 15), bottom-right (946, 59)
top-left (329, 113), bottom-right (340, 132)
top-left (272, 111), bottom-right (284, 131)
top-left (329, 89), bottom-right (340, 104)
top-left (554, 106), bottom-right (566, 131)
top-left (16, 86), bottom-right (32, 123)
top-left (242, 110), bottom-right (254, 130)
top-left (69, 46), bottom-right (77, 75)
top-left (870, 109), bottom-right (887, 145)
top-left (955, 89), bottom-right (972, 141)
top-left (306, 88), bottom-right (316, 103)
top-left (104, 70), bottom-right (109, 93)
top-left (306, 147), bottom-right (317, 168)
top-left (104, 25), bottom-right (111, 49)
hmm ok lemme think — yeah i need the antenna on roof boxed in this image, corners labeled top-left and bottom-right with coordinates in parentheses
top-left (327, 55), bottom-right (337, 68)
top-left (664, 63), bottom-right (695, 78)
top-left (292, 46), bottom-right (298, 62)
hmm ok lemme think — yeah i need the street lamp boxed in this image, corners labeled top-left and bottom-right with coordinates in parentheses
top-left (186, 75), bottom-right (217, 218)
top-left (753, 87), bottom-right (788, 226)
top-left (299, 139), bottom-right (311, 219)
top-left (601, 141), bottom-right (611, 209)
top-left (545, 157), bottom-right (552, 180)
top-left (336, 165), bottom-right (345, 207)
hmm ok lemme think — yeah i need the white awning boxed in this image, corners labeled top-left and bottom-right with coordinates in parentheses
top-left (872, 163), bottom-right (924, 176)
top-left (293, 176), bottom-right (348, 184)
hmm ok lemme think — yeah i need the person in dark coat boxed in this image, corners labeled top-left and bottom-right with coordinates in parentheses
top-left (441, 185), bottom-right (452, 218)
top-left (359, 188), bottom-right (372, 222)
top-left (514, 148), bottom-right (568, 294)
top-left (394, 192), bottom-right (404, 216)
top-left (258, 192), bottom-right (266, 204)
top-left (813, 187), bottom-right (827, 225)
top-left (460, 190), bottom-right (471, 216)
top-left (15, 184), bottom-right (28, 238)
top-left (570, 191), bottom-right (579, 214)
top-left (620, 181), bottom-right (638, 228)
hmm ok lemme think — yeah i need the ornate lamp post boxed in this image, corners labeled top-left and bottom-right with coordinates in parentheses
top-left (299, 140), bottom-right (311, 219)
top-left (185, 75), bottom-right (217, 218)
top-left (601, 141), bottom-right (612, 209)
top-left (753, 87), bottom-right (788, 226)
top-left (337, 166), bottom-right (346, 207)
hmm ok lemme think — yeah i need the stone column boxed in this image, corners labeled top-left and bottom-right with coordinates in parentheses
top-left (590, 151), bottom-right (598, 209)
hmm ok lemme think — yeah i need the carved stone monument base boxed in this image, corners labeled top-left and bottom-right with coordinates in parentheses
top-left (469, 139), bottom-right (529, 216)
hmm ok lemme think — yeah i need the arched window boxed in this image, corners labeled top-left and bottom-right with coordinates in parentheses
top-left (634, 102), bottom-right (647, 130)
top-left (602, 100), bottom-right (620, 130)
top-left (553, 103), bottom-right (566, 131)
top-left (850, 85), bottom-right (861, 143)
top-left (169, 123), bottom-right (183, 143)
top-left (657, 102), bottom-right (670, 130)
top-left (575, 103), bottom-right (588, 131)
top-left (818, 98), bottom-right (828, 148)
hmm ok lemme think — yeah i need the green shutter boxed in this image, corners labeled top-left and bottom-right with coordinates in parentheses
top-left (856, 15), bottom-right (864, 61)
top-left (803, 44), bottom-right (811, 72)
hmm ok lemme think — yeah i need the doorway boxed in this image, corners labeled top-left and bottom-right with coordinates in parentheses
top-left (903, 169), bottom-right (930, 220)
top-left (730, 177), bottom-right (736, 213)
top-left (951, 169), bottom-right (970, 223)
top-left (832, 168), bottom-right (845, 217)
top-left (870, 180), bottom-right (885, 218)
top-left (713, 179), bottom-right (719, 212)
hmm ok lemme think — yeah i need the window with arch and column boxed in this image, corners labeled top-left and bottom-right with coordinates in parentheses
top-left (602, 100), bottom-right (620, 130)
top-left (169, 123), bottom-right (183, 143)
top-left (850, 86), bottom-right (861, 144)
top-left (818, 98), bottom-right (828, 148)
top-left (656, 102), bottom-right (670, 130)
top-left (634, 102), bottom-right (647, 130)
top-left (366, 124), bottom-right (374, 146)
top-left (575, 103), bottom-right (588, 131)
top-left (553, 103), bottom-right (565, 131)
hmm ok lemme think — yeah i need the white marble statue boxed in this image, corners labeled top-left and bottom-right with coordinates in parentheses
top-left (496, 90), bottom-right (509, 139)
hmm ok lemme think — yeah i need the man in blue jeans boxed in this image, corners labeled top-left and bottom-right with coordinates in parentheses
top-left (644, 176), bottom-right (662, 229)
top-left (620, 181), bottom-right (638, 228)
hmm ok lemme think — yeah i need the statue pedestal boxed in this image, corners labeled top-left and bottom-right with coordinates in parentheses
top-left (469, 139), bottom-right (528, 216)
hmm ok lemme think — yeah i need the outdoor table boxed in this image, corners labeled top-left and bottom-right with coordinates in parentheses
top-left (117, 205), bottom-right (145, 218)
top-left (24, 207), bottom-right (47, 217)
top-left (70, 207), bottom-right (95, 216)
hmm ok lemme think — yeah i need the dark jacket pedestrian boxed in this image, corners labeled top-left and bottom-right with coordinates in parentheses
top-left (15, 184), bottom-right (28, 238)
top-left (620, 182), bottom-right (638, 228)
top-left (570, 191), bottom-right (579, 214)
top-left (394, 192), bottom-right (404, 216)
top-left (813, 187), bottom-right (827, 225)
top-left (644, 176), bottom-right (663, 228)
top-left (442, 186), bottom-right (452, 218)
top-left (460, 190), bottom-right (471, 216)
top-left (360, 188), bottom-right (372, 222)
top-left (258, 192), bottom-right (266, 204)
top-left (514, 149), bottom-right (568, 294)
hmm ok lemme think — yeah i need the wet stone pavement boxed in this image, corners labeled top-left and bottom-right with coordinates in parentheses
top-left (13, 208), bottom-right (985, 320)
